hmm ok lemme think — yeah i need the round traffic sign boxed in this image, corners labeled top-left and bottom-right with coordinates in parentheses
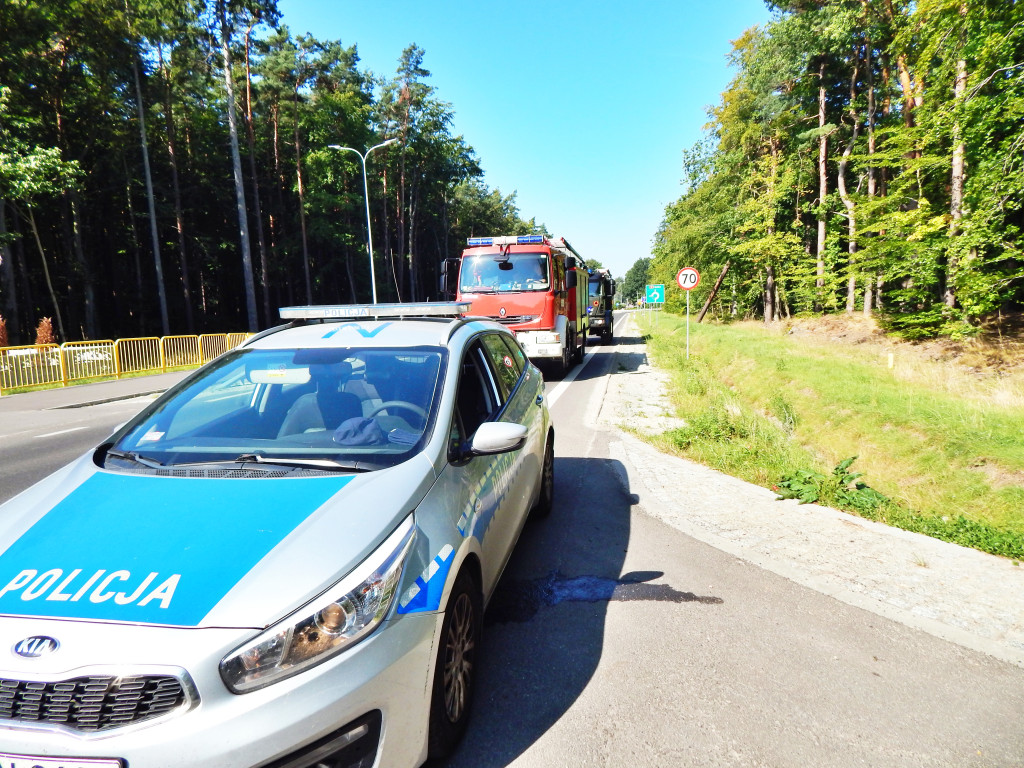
top-left (676, 267), bottom-right (701, 290)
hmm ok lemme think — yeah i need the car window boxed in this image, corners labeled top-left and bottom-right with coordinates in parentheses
top-left (107, 346), bottom-right (445, 471)
top-left (480, 334), bottom-right (520, 398)
top-left (499, 334), bottom-right (527, 377)
top-left (454, 342), bottom-right (501, 440)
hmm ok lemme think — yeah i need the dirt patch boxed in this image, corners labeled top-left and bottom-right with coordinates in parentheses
top-left (780, 313), bottom-right (1024, 376)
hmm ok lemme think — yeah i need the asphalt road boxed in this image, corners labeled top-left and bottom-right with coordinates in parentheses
top-left (1, 322), bottom-right (1022, 767)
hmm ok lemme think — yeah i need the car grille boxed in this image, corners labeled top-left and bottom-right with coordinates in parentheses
top-left (0, 674), bottom-right (187, 732)
top-left (494, 315), bottom-right (537, 325)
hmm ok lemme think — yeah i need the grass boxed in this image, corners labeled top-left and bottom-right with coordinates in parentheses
top-left (638, 313), bottom-right (1024, 560)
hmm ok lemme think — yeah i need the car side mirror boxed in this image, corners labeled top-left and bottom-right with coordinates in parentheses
top-left (469, 422), bottom-right (528, 456)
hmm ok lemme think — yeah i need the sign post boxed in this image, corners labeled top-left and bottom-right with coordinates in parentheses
top-left (676, 267), bottom-right (701, 359)
top-left (644, 284), bottom-right (665, 327)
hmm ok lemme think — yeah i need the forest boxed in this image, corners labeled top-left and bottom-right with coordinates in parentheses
top-left (0, 0), bottom-right (540, 345)
top-left (650, 0), bottom-right (1024, 339)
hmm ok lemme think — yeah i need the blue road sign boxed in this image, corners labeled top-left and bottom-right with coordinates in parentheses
top-left (645, 284), bottom-right (665, 303)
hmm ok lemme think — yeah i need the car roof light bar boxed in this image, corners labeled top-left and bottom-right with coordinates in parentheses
top-left (280, 302), bottom-right (472, 320)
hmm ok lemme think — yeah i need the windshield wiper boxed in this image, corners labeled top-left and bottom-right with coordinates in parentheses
top-left (105, 448), bottom-right (165, 468)
top-left (233, 454), bottom-right (377, 472)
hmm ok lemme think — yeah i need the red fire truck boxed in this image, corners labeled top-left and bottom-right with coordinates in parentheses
top-left (448, 235), bottom-right (589, 374)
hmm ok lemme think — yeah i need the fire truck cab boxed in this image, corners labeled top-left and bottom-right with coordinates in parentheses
top-left (449, 235), bottom-right (589, 375)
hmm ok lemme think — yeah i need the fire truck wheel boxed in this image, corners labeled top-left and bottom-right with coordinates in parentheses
top-left (574, 332), bottom-right (586, 363)
top-left (558, 335), bottom-right (572, 375)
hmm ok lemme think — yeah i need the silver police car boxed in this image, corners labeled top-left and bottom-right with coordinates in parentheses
top-left (0, 302), bottom-right (554, 768)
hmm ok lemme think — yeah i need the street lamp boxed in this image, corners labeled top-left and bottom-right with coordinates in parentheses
top-left (328, 137), bottom-right (398, 304)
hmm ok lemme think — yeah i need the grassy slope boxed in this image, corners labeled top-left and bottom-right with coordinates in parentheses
top-left (640, 313), bottom-right (1024, 559)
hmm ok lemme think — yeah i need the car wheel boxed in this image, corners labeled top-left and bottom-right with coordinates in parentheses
top-left (428, 569), bottom-right (482, 759)
top-left (532, 435), bottom-right (554, 518)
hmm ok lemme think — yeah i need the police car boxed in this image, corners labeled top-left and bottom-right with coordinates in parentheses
top-left (0, 303), bottom-right (554, 768)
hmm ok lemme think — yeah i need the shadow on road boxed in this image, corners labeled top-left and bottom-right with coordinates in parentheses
top-left (436, 454), bottom-right (638, 767)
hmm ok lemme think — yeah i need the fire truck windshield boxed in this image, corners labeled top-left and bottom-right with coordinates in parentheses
top-left (460, 252), bottom-right (550, 293)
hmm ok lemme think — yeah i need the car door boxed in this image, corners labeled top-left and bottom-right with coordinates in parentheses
top-left (479, 333), bottom-right (543, 520)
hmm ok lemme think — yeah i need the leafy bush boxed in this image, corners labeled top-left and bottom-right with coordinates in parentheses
top-left (776, 456), bottom-right (888, 512)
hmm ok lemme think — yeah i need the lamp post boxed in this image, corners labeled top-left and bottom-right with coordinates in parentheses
top-left (328, 138), bottom-right (398, 304)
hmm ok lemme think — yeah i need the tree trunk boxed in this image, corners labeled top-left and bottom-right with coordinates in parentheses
top-left (0, 201), bottom-right (20, 342)
top-left (696, 262), bottom-right (731, 323)
top-left (157, 44), bottom-right (194, 334)
top-left (816, 60), bottom-right (828, 311)
top-left (68, 191), bottom-right (97, 338)
top-left (25, 207), bottom-right (67, 341)
top-left (765, 265), bottom-right (776, 323)
top-left (219, 1), bottom-right (259, 331)
top-left (133, 54), bottom-right (170, 336)
top-left (838, 56), bottom-right (860, 313)
top-left (292, 86), bottom-right (312, 305)
top-left (945, 6), bottom-right (968, 309)
top-left (244, 26), bottom-right (272, 325)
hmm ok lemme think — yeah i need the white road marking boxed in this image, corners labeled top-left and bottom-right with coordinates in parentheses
top-left (34, 426), bottom-right (88, 439)
top-left (544, 345), bottom-right (600, 407)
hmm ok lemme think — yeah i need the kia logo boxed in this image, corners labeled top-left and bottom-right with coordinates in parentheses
top-left (13, 636), bottom-right (59, 658)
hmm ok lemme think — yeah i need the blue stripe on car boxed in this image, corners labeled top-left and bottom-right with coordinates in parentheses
top-left (397, 544), bottom-right (454, 614)
top-left (0, 472), bottom-right (352, 626)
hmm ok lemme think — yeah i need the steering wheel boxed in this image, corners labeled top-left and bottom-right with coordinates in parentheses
top-left (368, 400), bottom-right (428, 421)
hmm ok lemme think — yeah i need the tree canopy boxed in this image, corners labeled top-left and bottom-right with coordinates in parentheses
top-left (0, 0), bottom-right (538, 343)
top-left (650, 0), bottom-right (1024, 338)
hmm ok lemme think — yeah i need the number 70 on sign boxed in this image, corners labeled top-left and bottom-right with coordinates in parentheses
top-left (676, 267), bottom-right (701, 290)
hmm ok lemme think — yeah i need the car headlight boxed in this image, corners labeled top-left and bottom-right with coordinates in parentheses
top-left (220, 515), bottom-right (415, 693)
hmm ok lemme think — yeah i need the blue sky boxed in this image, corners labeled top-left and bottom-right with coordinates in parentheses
top-left (276, 0), bottom-right (773, 279)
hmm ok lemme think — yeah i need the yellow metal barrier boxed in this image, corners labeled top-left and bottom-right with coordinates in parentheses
top-left (0, 345), bottom-right (61, 391)
top-left (0, 331), bottom-right (250, 395)
top-left (199, 334), bottom-right (229, 363)
top-left (61, 340), bottom-right (117, 384)
top-left (160, 335), bottom-right (202, 370)
top-left (114, 337), bottom-right (162, 376)
top-left (227, 332), bottom-right (249, 350)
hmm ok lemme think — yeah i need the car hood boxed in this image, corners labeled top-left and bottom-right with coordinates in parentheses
top-left (0, 454), bottom-right (436, 630)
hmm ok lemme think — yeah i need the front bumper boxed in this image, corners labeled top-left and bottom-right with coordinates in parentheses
top-left (515, 330), bottom-right (562, 360)
top-left (0, 612), bottom-right (439, 768)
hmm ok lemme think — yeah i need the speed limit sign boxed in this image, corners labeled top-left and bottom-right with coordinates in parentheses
top-left (676, 267), bottom-right (701, 290)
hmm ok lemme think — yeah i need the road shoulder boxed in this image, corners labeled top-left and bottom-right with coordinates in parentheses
top-left (595, 311), bottom-right (1024, 669)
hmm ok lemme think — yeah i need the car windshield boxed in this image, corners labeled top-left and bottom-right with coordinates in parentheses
top-left (105, 346), bottom-right (445, 472)
top-left (460, 252), bottom-right (550, 293)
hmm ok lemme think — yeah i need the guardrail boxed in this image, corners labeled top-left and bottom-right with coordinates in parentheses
top-left (0, 332), bottom-right (249, 395)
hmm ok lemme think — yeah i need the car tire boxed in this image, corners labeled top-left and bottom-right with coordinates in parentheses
top-left (531, 435), bottom-right (554, 518)
top-left (427, 568), bottom-right (482, 760)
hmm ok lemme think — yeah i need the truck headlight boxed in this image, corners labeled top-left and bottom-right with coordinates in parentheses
top-left (220, 516), bottom-right (415, 693)
top-left (535, 332), bottom-right (560, 345)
